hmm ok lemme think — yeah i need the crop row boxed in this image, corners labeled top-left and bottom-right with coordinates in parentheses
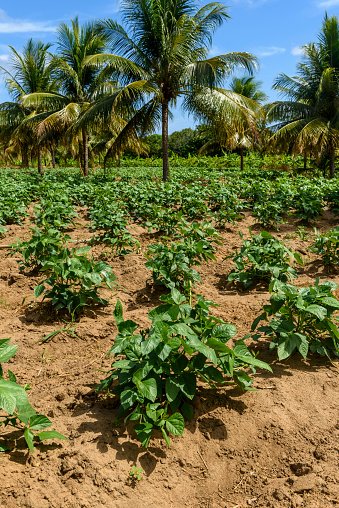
top-left (1, 166), bottom-right (339, 452)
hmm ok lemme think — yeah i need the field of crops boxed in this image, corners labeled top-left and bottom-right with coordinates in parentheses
top-left (0, 160), bottom-right (338, 508)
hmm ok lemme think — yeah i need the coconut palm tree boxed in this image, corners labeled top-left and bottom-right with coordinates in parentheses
top-left (22, 18), bottom-right (116, 176)
top-left (0, 39), bottom-right (58, 170)
top-left (82, 0), bottom-right (257, 180)
top-left (230, 76), bottom-right (268, 104)
top-left (267, 14), bottom-right (339, 177)
top-left (185, 76), bottom-right (265, 169)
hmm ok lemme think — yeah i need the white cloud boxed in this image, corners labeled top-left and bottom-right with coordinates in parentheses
top-left (0, 9), bottom-right (56, 34)
top-left (0, 54), bottom-right (9, 62)
top-left (317, 0), bottom-right (339, 7)
top-left (255, 46), bottom-right (286, 57)
top-left (291, 46), bottom-right (305, 56)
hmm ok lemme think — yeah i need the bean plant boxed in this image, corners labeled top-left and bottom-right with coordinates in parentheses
top-left (252, 279), bottom-right (339, 359)
top-left (98, 289), bottom-right (271, 448)
top-left (228, 231), bottom-right (303, 289)
top-left (0, 338), bottom-right (66, 452)
top-left (35, 246), bottom-right (116, 315)
top-left (311, 227), bottom-right (339, 269)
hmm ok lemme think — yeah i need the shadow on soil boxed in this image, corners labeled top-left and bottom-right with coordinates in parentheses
top-left (65, 348), bottom-right (337, 476)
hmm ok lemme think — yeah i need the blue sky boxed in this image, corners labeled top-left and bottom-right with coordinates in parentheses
top-left (0, 0), bottom-right (338, 132)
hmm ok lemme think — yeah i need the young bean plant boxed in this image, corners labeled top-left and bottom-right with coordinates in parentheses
top-left (35, 247), bottom-right (116, 315)
top-left (0, 338), bottom-right (66, 452)
top-left (98, 289), bottom-right (271, 448)
top-left (311, 227), bottom-right (339, 269)
top-left (252, 279), bottom-right (339, 359)
top-left (228, 231), bottom-right (303, 289)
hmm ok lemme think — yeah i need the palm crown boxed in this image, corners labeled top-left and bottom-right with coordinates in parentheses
top-left (82, 0), bottom-right (257, 180)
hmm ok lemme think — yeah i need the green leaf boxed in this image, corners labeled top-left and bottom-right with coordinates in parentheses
top-left (171, 323), bottom-right (197, 339)
top-left (234, 370), bottom-right (253, 390)
top-left (187, 335), bottom-right (218, 364)
top-left (321, 297), bottom-right (339, 309)
top-left (120, 389), bottom-right (138, 410)
top-left (140, 334), bottom-right (161, 355)
top-left (213, 323), bottom-right (237, 341)
top-left (134, 422), bottom-right (153, 448)
top-left (277, 334), bottom-right (299, 360)
top-left (161, 427), bottom-right (171, 447)
top-left (34, 284), bottom-right (45, 298)
top-left (38, 430), bottom-right (67, 442)
top-left (24, 428), bottom-right (35, 451)
top-left (7, 370), bottom-right (16, 383)
top-left (113, 300), bottom-right (124, 325)
top-left (0, 341), bottom-right (18, 363)
top-left (235, 353), bottom-right (272, 372)
top-left (251, 313), bottom-right (266, 331)
top-left (324, 319), bottom-right (339, 339)
top-left (298, 338), bottom-right (309, 359)
top-left (29, 414), bottom-right (52, 431)
top-left (306, 304), bottom-right (327, 321)
top-left (136, 378), bottom-right (157, 402)
top-left (0, 379), bottom-right (35, 419)
top-left (165, 378), bottom-right (180, 403)
top-left (178, 372), bottom-right (196, 400)
top-left (170, 288), bottom-right (186, 305)
top-left (165, 413), bottom-right (185, 436)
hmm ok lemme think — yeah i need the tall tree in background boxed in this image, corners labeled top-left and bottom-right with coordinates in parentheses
top-left (0, 39), bottom-right (57, 170)
top-left (85, 0), bottom-right (257, 180)
top-left (267, 14), bottom-right (339, 177)
top-left (185, 76), bottom-right (265, 169)
top-left (22, 18), bottom-right (114, 176)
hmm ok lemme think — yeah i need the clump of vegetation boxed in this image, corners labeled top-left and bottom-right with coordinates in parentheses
top-left (89, 203), bottom-right (139, 255)
top-left (34, 246), bottom-right (116, 315)
top-left (294, 188), bottom-right (324, 223)
top-left (252, 200), bottom-right (286, 229)
top-left (311, 227), bottom-right (339, 269)
top-left (146, 222), bottom-right (219, 294)
top-left (0, 338), bottom-right (66, 452)
top-left (98, 289), bottom-right (271, 448)
top-left (252, 279), bottom-right (339, 360)
top-left (228, 231), bottom-right (303, 289)
top-left (209, 187), bottom-right (244, 227)
top-left (13, 227), bottom-right (68, 272)
top-left (34, 196), bottom-right (77, 231)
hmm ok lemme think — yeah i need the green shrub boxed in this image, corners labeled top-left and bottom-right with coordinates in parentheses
top-left (98, 289), bottom-right (271, 448)
top-left (228, 231), bottom-right (303, 289)
top-left (35, 247), bottom-right (116, 315)
top-left (311, 227), bottom-right (339, 268)
top-left (146, 223), bottom-right (219, 294)
top-left (0, 338), bottom-right (66, 452)
top-left (14, 227), bottom-right (68, 272)
top-left (252, 279), bottom-right (339, 359)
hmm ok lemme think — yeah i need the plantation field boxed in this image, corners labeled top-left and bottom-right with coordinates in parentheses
top-left (0, 163), bottom-right (339, 508)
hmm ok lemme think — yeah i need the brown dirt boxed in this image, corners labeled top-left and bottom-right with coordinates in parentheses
top-left (0, 210), bottom-right (338, 508)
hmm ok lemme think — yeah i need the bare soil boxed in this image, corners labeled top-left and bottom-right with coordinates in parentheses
top-left (0, 210), bottom-right (338, 508)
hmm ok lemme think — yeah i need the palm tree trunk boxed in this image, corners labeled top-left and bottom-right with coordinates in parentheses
top-left (21, 145), bottom-right (29, 169)
top-left (82, 128), bottom-right (89, 177)
top-left (162, 101), bottom-right (169, 182)
top-left (37, 146), bottom-right (43, 175)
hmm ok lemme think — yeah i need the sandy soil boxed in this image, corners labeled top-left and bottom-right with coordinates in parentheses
top-left (0, 209), bottom-right (338, 508)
